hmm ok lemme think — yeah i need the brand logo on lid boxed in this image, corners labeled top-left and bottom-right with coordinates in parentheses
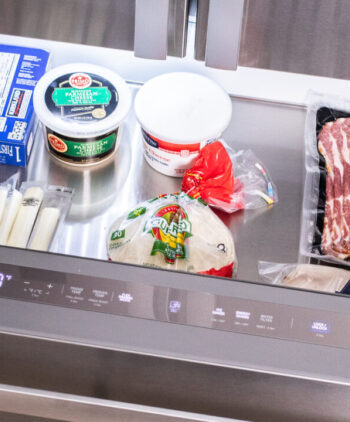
top-left (69, 73), bottom-right (92, 89)
top-left (48, 134), bottom-right (68, 153)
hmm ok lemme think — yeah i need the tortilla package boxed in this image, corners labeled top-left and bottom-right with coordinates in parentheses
top-left (107, 192), bottom-right (237, 277)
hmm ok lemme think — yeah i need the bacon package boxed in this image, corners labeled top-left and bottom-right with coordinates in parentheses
top-left (301, 92), bottom-right (350, 265)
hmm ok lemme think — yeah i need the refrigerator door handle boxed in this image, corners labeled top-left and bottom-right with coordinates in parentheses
top-left (134, 0), bottom-right (170, 60)
top-left (0, 383), bottom-right (242, 422)
top-left (205, 0), bottom-right (245, 70)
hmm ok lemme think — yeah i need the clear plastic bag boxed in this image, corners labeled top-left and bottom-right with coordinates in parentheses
top-left (258, 261), bottom-right (350, 293)
top-left (0, 173), bottom-right (19, 225)
top-left (229, 147), bottom-right (278, 210)
top-left (300, 92), bottom-right (350, 266)
top-left (107, 192), bottom-right (237, 278)
top-left (182, 140), bottom-right (277, 213)
top-left (0, 180), bottom-right (73, 251)
top-left (28, 185), bottom-right (74, 252)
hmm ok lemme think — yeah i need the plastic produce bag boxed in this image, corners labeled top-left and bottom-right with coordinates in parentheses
top-left (182, 141), bottom-right (277, 213)
top-left (107, 192), bottom-right (237, 278)
top-left (300, 92), bottom-right (350, 266)
top-left (258, 261), bottom-right (350, 293)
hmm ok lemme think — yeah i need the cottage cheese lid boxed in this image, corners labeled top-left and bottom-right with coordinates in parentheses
top-left (34, 63), bottom-right (132, 138)
top-left (134, 72), bottom-right (232, 144)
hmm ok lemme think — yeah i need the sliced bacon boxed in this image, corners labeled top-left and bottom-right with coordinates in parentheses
top-left (339, 118), bottom-right (350, 250)
top-left (329, 119), bottom-right (345, 251)
top-left (318, 122), bottom-right (336, 255)
top-left (318, 118), bottom-right (350, 259)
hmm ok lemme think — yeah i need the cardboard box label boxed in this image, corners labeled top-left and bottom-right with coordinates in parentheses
top-left (0, 45), bottom-right (50, 166)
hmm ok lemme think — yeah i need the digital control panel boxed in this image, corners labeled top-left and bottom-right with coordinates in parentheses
top-left (0, 263), bottom-right (348, 350)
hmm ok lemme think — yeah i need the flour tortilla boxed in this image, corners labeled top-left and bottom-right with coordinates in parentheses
top-left (107, 193), bottom-right (237, 276)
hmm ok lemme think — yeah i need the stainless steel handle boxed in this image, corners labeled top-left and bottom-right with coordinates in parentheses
top-left (168, 0), bottom-right (190, 57)
top-left (205, 0), bottom-right (245, 70)
top-left (134, 0), bottom-right (170, 59)
top-left (0, 383), bottom-right (244, 422)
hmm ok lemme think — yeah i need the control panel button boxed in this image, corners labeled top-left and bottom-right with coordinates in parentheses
top-left (64, 285), bottom-right (86, 304)
top-left (236, 310), bottom-right (251, 320)
top-left (169, 300), bottom-right (181, 313)
top-left (87, 289), bottom-right (112, 309)
top-left (118, 292), bottom-right (133, 303)
top-left (212, 307), bottom-right (225, 317)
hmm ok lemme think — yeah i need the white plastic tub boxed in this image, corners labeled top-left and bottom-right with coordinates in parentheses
top-left (33, 63), bottom-right (131, 166)
top-left (134, 72), bottom-right (232, 177)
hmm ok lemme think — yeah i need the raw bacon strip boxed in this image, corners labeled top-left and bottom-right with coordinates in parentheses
top-left (329, 119), bottom-right (345, 252)
top-left (318, 118), bottom-right (350, 259)
top-left (318, 122), bottom-right (336, 256)
top-left (340, 119), bottom-right (350, 248)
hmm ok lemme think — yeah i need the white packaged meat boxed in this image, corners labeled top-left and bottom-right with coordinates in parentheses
top-left (259, 261), bottom-right (350, 293)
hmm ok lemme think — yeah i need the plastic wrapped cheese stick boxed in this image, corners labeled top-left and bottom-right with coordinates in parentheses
top-left (0, 173), bottom-right (20, 227)
top-left (29, 207), bottom-right (60, 251)
top-left (0, 189), bottom-right (23, 245)
top-left (7, 186), bottom-right (43, 248)
top-left (0, 187), bottom-right (8, 224)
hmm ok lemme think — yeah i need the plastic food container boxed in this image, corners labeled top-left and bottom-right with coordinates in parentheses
top-left (134, 72), bottom-right (232, 177)
top-left (34, 63), bottom-right (131, 166)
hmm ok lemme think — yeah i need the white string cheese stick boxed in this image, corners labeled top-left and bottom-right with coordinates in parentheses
top-left (29, 207), bottom-right (60, 251)
top-left (0, 187), bottom-right (8, 225)
top-left (0, 190), bottom-right (23, 245)
top-left (7, 187), bottom-right (44, 248)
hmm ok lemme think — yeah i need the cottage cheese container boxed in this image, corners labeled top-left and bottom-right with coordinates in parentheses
top-left (34, 63), bottom-right (131, 166)
top-left (134, 72), bottom-right (232, 177)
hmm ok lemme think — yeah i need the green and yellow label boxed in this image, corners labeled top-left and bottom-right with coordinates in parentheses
top-left (145, 204), bottom-right (192, 264)
top-left (127, 207), bottom-right (147, 220)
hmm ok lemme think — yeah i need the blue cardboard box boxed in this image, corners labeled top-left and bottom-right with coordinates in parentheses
top-left (0, 44), bottom-right (50, 166)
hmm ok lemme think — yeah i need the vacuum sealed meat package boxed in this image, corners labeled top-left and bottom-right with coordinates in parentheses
top-left (258, 261), bottom-right (350, 293)
top-left (107, 192), bottom-right (237, 278)
top-left (301, 92), bottom-right (350, 265)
